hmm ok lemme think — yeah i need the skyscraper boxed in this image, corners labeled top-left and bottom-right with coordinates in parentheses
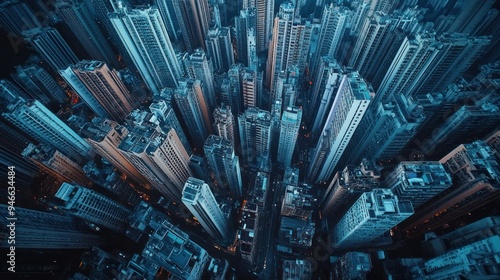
top-left (308, 72), bottom-right (373, 183)
top-left (204, 135), bottom-right (243, 198)
top-left (149, 100), bottom-right (191, 153)
top-left (55, 0), bottom-right (117, 67)
top-left (22, 143), bottom-right (92, 187)
top-left (182, 177), bottom-right (229, 240)
top-left (2, 99), bottom-right (92, 162)
top-left (11, 64), bottom-right (67, 104)
top-left (333, 189), bottom-right (414, 251)
top-left (321, 159), bottom-right (380, 221)
top-left (382, 162), bottom-right (452, 208)
top-left (119, 126), bottom-right (192, 202)
top-left (310, 4), bottom-right (351, 81)
top-left (174, 79), bottom-right (212, 151)
top-left (0, 0), bottom-right (41, 36)
top-left (404, 141), bottom-right (500, 238)
top-left (251, 0), bottom-right (274, 52)
top-left (277, 106), bottom-right (302, 168)
top-left (0, 205), bottom-right (103, 249)
top-left (80, 118), bottom-right (150, 186)
top-left (377, 33), bottom-right (490, 103)
top-left (172, 0), bottom-right (211, 52)
top-left (205, 27), bottom-right (235, 74)
top-left (109, 5), bottom-right (181, 95)
top-left (55, 182), bottom-right (131, 233)
top-left (235, 8), bottom-right (256, 65)
top-left (154, 0), bottom-right (180, 42)
top-left (61, 60), bottom-right (136, 121)
top-left (238, 107), bottom-right (272, 168)
top-left (266, 3), bottom-right (312, 96)
top-left (184, 48), bottom-right (216, 109)
top-left (22, 27), bottom-right (79, 72)
top-left (213, 105), bottom-right (236, 147)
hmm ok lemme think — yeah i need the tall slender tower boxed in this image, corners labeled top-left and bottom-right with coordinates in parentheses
top-left (0, 205), bottom-right (103, 249)
top-left (204, 135), bottom-right (243, 198)
top-left (182, 177), bottom-right (229, 241)
top-left (172, 0), bottom-right (211, 52)
top-left (235, 8), bottom-right (256, 65)
top-left (377, 33), bottom-right (489, 103)
top-left (109, 5), bottom-right (181, 95)
top-left (55, 0), bottom-right (117, 67)
top-left (266, 3), bottom-right (312, 96)
top-left (382, 161), bottom-right (452, 208)
top-left (254, 0), bottom-right (274, 52)
top-left (61, 61), bottom-right (136, 121)
top-left (0, 0), bottom-right (41, 36)
top-left (174, 79), bottom-right (212, 151)
top-left (22, 27), bottom-right (79, 72)
top-left (184, 48), bottom-right (216, 109)
top-left (205, 27), bottom-right (235, 74)
top-left (80, 118), bottom-right (150, 186)
top-left (154, 0), bottom-right (180, 42)
top-left (11, 64), bottom-right (67, 104)
top-left (119, 125), bottom-right (193, 202)
top-left (333, 189), bottom-right (414, 251)
top-left (22, 143), bottom-right (92, 187)
top-left (149, 100), bottom-right (191, 153)
top-left (238, 107), bottom-right (272, 168)
top-left (55, 182), bottom-right (131, 233)
top-left (277, 106), bottom-right (302, 168)
top-left (310, 5), bottom-right (351, 81)
top-left (2, 99), bottom-right (92, 162)
top-left (213, 105), bottom-right (236, 146)
top-left (308, 72), bottom-right (372, 183)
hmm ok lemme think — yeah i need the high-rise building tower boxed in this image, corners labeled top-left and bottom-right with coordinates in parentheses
top-left (61, 61), bottom-right (136, 121)
top-left (11, 64), bottom-right (67, 104)
top-left (277, 106), bottom-right (302, 168)
top-left (119, 126), bottom-right (193, 202)
top-left (109, 5), bottom-right (181, 95)
top-left (382, 162), bottom-right (452, 209)
top-left (213, 105), bottom-right (236, 147)
top-left (447, 0), bottom-right (495, 34)
top-left (22, 27), bottom-right (79, 72)
top-left (241, 68), bottom-right (258, 108)
top-left (184, 48), bottom-right (216, 109)
top-left (266, 3), bottom-right (312, 96)
top-left (310, 4), bottom-right (351, 81)
top-left (235, 8), bottom-right (256, 65)
top-left (55, 182), bottom-right (131, 233)
top-left (377, 33), bottom-right (490, 103)
top-left (418, 95), bottom-right (500, 159)
top-left (205, 27), bottom-right (234, 74)
top-left (0, 79), bottom-right (30, 105)
top-left (204, 135), bottom-right (243, 198)
top-left (174, 79), bottom-right (212, 151)
top-left (238, 107), bottom-right (272, 168)
top-left (321, 160), bottom-right (380, 222)
top-left (22, 143), bottom-right (92, 187)
top-left (182, 177), bottom-right (229, 240)
top-left (80, 118), bottom-right (150, 186)
top-left (0, 205), bottom-right (103, 249)
top-left (2, 99), bottom-right (92, 162)
top-left (308, 72), bottom-right (373, 183)
top-left (149, 100), bottom-right (191, 153)
top-left (251, 0), bottom-right (274, 52)
top-left (310, 60), bottom-right (343, 139)
top-left (154, 0), bottom-right (180, 42)
top-left (333, 189), bottom-right (414, 251)
top-left (55, 0), bottom-right (117, 67)
top-left (172, 0), bottom-right (211, 52)
top-left (403, 141), bottom-right (500, 238)
top-left (0, 0), bottom-right (41, 36)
